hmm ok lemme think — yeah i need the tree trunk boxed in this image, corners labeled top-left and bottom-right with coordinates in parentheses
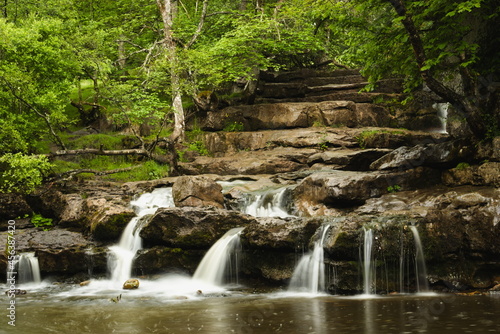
top-left (156, 0), bottom-right (185, 143)
top-left (387, 0), bottom-right (487, 139)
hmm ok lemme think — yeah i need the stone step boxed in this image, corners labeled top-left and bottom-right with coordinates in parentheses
top-left (255, 92), bottom-right (401, 104)
top-left (260, 68), bottom-right (362, 83)
top-left (303, 75), bottom-right (366, 86)
top-left (180, 127), bottom-right (448, 176)
top-left (196, 101), bottom-right (393, 132)
top-left (179, 147), bottom-right (313, 175)
top-left (200, 127), bottom-right (447, 152)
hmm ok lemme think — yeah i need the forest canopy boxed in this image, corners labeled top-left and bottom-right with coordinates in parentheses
top-left (1, 0), bottom-right (499, 193)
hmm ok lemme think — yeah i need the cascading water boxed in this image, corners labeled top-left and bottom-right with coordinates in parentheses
top-left (362, 228), bottom-right (374, 295)
top-left (289, 224), bottom-right (331, 294)
top-left (192, 227), bottom-right (244, 286)
top-left (13, 252), bottom-right (41, 285)
top-left (409, 225), bottom-right (429, 292)
top-left (107, 187), bottom-right (174, 284)
top-left (432, 102), bottom-right (449, 133)
top-left (243, 187), bottom-right (292, 218)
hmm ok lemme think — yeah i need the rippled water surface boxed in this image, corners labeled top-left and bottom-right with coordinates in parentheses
top-left (2, 279), bottom-right (500, 334)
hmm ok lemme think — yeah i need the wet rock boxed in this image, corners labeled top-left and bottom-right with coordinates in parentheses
top-left (5, 289), bottom-right (27, 295)
top-left (140, 207), bottom-right (254, 248)
top-left (135, 246), bottom-right (205, 275)
top-left (489, 284), bottom-right (500, 293)
top-left (172, 175), bottom-right (224, 208)
top-left (84, 198), bottom-right (135, 241)
top-left (123, 278), bottom-right (140, 289)
top-left (241, 217), bottom-right (322, 251)
top-left (79, 280), bottom-right (91, 286)
top-left (0, 228), bottom-right (98, 277)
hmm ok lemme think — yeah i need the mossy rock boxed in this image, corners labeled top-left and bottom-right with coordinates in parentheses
top-left (89, 207), bottom-right (135, 241)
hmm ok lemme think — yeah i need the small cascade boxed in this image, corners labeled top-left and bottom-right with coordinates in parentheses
top-left (85, 247), bottom-right (96, 278)
top-left (289, 224), bottom-right (331, 294)
top-left (192, 227), bottom-right (244, 286)
top-left (432, 102), bottom-right (449, 133)
top-left (15, 252), bottom-right (41, 285)
top-left (362, 228), bottom-right (374, 295)
top-left (243, 187), bottom-right (292, 218)
top-left (409, 225), bottom-right (429, 292)
top-left (107, 187), bottom-right (174, 284)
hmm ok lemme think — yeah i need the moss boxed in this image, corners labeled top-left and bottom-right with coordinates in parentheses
top-left (90, 210), bottom-right (135, 241)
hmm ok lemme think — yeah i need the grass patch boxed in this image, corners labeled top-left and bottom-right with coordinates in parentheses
top-left (63, 133), bottom-right (132, 150)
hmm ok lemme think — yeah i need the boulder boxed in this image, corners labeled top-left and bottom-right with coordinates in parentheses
top-left (0, 193), bottom-right (32, 226)
top-left (123, 278), bottom-right (140, 289)
top-left (140, 207), bottom-right (254, 248)
top-left (135, 247), bottom-right (205, 275)
top-left (0, 228), bottom-right (99, 276)
top-left (84, 198), bottom-right (135, 241)
top-left (26, 189), bottom-right (86, 227)
top-left (172, 175), bottom-right (224, 208)
top-left (241, 217), bottom-right (323, 251)
top-left (442, 162), bottom-right (500, 187)
top-left (292, 167), bottom-right (440, 211)
top-left (307, 148), bottom-right (392, 170)
top-left (370, 140), bottom-right (473, 170)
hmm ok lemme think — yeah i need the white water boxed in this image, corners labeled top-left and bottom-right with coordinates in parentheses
top-left (362, 229), bottom-right (374, 295)
top-left (432, 102), bottom-right (449, 133)
top-left (243, 187), bottom-right (292, 218)
top-left (409, 225), bottom-right (429, 292)
top-left (289, 224), bottom-right (331, 294)
top-left (14, 252), bottom-right (41, 285)
top-left (107, 187), bottom-right (174, 284)
top-left (192, 227), bottom-right (244, 286)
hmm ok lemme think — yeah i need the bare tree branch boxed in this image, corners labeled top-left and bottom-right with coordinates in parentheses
top-left (52, 148), bottom-right (150, 156)
top-left (185, 0), bottom-right (209, 49)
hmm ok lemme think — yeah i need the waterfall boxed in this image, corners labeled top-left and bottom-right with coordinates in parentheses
top-left (14, 252), bottom-right (41, 285)
top-left (362, 228), bottom-right (374, 295)
top-left (432, 102), bottom-right (449, 133)
top-left (289, 224), bottom-right (331, 294)
top-left (243, 187), bottom-right (292, 218)
top-left (107, 187), bottom-right (174, 284)
top-left (192, 227), bottom-right (244, 286)
top-left (409, 225), bottom-right (429, 292)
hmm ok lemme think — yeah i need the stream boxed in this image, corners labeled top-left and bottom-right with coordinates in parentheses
top-left (3, 287), bottom-right (500, 333)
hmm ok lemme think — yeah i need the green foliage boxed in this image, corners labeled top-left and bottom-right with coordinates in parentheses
top-left (31, 214), bottom-right (53, 231)
top-left (186, 141), bottom-right (210, 157)
top-left (0, 153), bottom-right (53, 194)
top-left (387, 185), bottom-right (402, 193)
top-left (223, 121), bottom-right (244, 132)
top-left (455, 162), bottom-right (471, 170)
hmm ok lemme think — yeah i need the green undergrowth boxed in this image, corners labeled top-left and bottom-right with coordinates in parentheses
top-left (52, 158), bottom-right (169, 182)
